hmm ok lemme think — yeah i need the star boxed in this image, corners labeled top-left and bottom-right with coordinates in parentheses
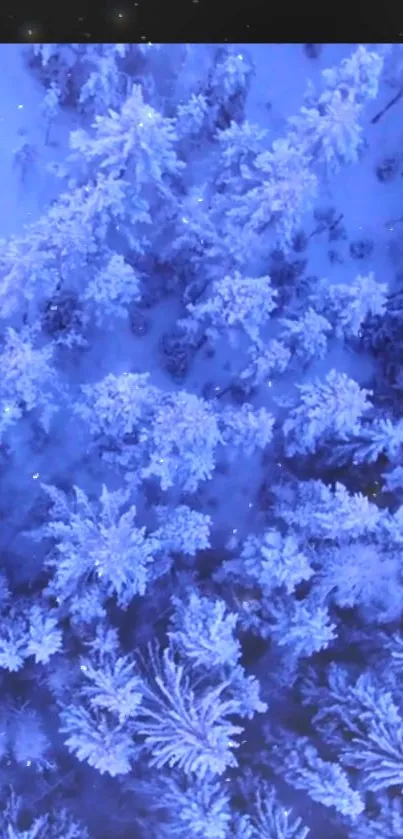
top-left (108, 6), bottom-right (135, 25)
top-left (19, 21), bottom-right (44, 40)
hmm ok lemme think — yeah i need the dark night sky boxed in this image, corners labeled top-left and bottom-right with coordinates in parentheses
top-left (1, 1), bottom-right (402, 43)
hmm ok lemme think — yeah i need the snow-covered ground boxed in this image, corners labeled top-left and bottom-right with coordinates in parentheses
top-left (0, 45), bottom-right (81, 236)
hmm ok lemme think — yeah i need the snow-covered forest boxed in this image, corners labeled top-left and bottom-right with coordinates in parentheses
top-left (0, 40), bottom-right (403, 839)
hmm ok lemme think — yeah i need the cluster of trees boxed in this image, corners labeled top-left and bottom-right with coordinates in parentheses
top-left (0, 41), bottom-right (402, 839)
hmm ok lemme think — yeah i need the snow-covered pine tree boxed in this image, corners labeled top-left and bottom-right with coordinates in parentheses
top-left (239, 339), bottom-right (291, 389)
top-left (241, 782), bottom-right (310, 839)
top-left (152, 505), bottom-right (212, 557)
top-left (168, 592), bottom-right (241, 670)
top-left (82, 252), bottom-right (142, 325)
top-left (217, 135), bottom-right (318, 253)
top-left (313, 271), bottom-right (388, 340)
top-left (265, 729), bottom-right (364, 818)
top-left (78, 649), bottom-right (143, 724)
top-left (279, 307), bottom-right (331, 364)
top-left (214, 120), bottom-right (269, 195)
top-left (219, 404), bottom-right (275, 458)
top-left (69, 84), bottom-right (184, 197)
top-left (275, 478), bottom-right (384, 542)
top-left (60, 701), bottom-right (138, 776)
top-left (134, 646), bottom-right (244, 778)
top-left (0, 326), bottom-right (62, 432)
top-left (184, 271), bottom-right (277, 347)
top-left (158, 772), bottom-right (233, 839)
top-left (288, 45), bottom-right (384, 172)
top-left (141, 390), bottom-right (224, 492)
top-left (75, 371), bottom-right (161, 440)
top-left (31, 483), bottom-right (158, 609)
top-left (283, 369), bottom-right (372, 456)
top-left (0, 789), bottom-right (89, 839)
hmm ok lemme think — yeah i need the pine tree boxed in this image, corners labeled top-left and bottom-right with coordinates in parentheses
top-left (218, 136), bottom-right (318, 252)
top-left (69, 84), bottom-right (184, 194)
top-left (135, 646), bottom-right (244, 778)
top-left (185, 271), bottom-right (277, 347)
top-left (146, 772), bottom-right (232, 839)
top-left (279, 307), bottom-right (331, 365)
top-left (26, 604), bottom-right (63, 664)
top-left (78, 50), bottom-right (126, 116)
top-left (219, 404), bottom-right (275, 458)
top-left (288, 45), bottom-right (384, 172)
top-left (0, 326), bottom-right (61, 432)
top-left (244, 782), bottom-right (310, 839)
top-left (275, 478), bottom-right (384, 542)
top-left (82, 252), bottom-right (141, 325)
top-left (153, 506), bottom-right (212, 557)
top-left (60, 702), bottom-right (138, 776)
top-left (141, 391), bottom-right (224, 492)
top-left (266, 730), bottom-right (364, 818)
top-left (75, 372), bottom-right (161, 440)
top-left (78, 650), bottom-right (143, 724)
top-left (313, 271), bottom-right (388, 340)
top-left (168, 592), bottom-right (241, 669)
top-left (32, 484), bottom-right (158, 608)
top-left (283, 369), bottom-right (372, 456)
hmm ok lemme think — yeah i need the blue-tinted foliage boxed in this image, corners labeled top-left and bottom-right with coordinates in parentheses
top-left (266, 729), bottom-right (364, 818)
top-left (135, 647), bottom-right (244, 778)
top-left (0, 40), bottom-right (402, 839)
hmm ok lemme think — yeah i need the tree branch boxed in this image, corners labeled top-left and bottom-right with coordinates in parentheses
top-left (371, 87), bottom-right (403, 125)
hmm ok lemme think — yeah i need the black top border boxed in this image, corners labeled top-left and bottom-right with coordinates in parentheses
top-left (2, 1), bottom-right (403, 42)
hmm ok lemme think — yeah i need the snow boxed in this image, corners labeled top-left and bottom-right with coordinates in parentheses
top-left (0, 42), bottom-right (393, 567)
top-left (1, 42), bottom-right (403, 839)
top-left (0, 46), bottom-right (80, 237)
top-left (0, 42), bottom-right (397, 566)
